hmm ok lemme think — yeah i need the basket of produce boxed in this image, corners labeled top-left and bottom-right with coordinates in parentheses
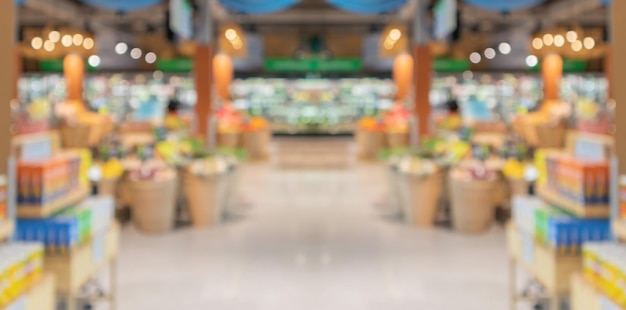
top-left (127, 164), bottom-right (178, 234)
top-left (241, 117), bottom-right (270, 160)
top-left (397, 156), bottom-right (444, 227)
top-left (60, 121), bottom-right (92, 148)
top-left (384, 105), bottom-right (410, 149)
top-left (448, 165), bottom-right (499, 234)
top-left (356, 117), bottom-right (385, 160)
top-left (183, 156), bottom-right (230, 227)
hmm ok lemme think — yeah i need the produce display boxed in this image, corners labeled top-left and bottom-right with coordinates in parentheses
top-left (0, 243), bottom-right (44, 307)
top-left (15, 197), bottom-right (114, 253)
top-left (583, 242), bottom-right (626, 307)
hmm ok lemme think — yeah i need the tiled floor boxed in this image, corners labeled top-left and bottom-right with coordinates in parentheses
top-left (117, 140), bottom-right (509, 310)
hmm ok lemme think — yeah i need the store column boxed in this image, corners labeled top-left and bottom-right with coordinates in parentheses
top-left (612, 0), bottom-right (626, 174)
top-left (412, 0), bottom-right (432, 137)
top-left (0, 0), bottom-right (16, 176)
top-left (542, 53), bottom-right (563, 103)
top-left (194, 0), bottom-right (214, 137)
top-left (64, 54), bottom-right (85, 104)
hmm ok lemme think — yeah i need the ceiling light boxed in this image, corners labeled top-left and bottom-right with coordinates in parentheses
top-left (543, 34), bottom-right (554, 46)
top-left (43, 40), bottom-right (55, 52)
top-left (31, 37), bottom-right (43, 50)
top-left (469, 52), bottom-right (481, 64)
top-left (566, 30), bottom-right (578, 43)
top-left (61, 35), bottom-right (72, 47)
top-left (83, 38), bottom-right (95, 50)
top-left (525, 55), bottom-right (538, 67)
top-left (389, 29), bottom-right (402, 41)
top-left (48, 31), bottom-right (60, 43)
top-left (130, 48), bottom-right (142, 59)
top-left (572, 40), bottom-right (583, 52)
top-left (498, 42), bottom-right (511, 55)
top-left (554, 35), bottom-right (565, 47)
top-left (225, 29), bottom-right (237, 41)
top-left (583, 37), bottom-right (595, 50)
top-left (484, 48), bottom-right (496, 59)
top-left (115, 42), bottom-right (128, 55)
top-left (73, 34), bottom-right (83, 46)
top-left (532, 38), bottom-right (543, 50)
top-left (383, 38), bottom-right (395, 50)
top-left (88, 55), bottom-right (101, 67)
top-left (145, 52), bottom-right (157, 64)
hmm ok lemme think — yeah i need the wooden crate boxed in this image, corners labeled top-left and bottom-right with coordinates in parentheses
top-left (44, 223), bottom-right (120, 295)
top-left (507, 224), bottom-right (582, 295)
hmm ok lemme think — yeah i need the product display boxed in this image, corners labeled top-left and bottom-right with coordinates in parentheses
top-left (17, 154), bottom-right (82, 205)
top-left (0, 243), bottom-right (44, 308)
top-left (583, 242), bottom-right (626, 307)
top-left (545, 154), bottom-right (609, 205)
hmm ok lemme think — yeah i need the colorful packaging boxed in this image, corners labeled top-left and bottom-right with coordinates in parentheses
top-left (583, 243), bottom-right (626, 307)
top-left (544, 154), bottom-right (610, 206)
top-left (0, 243), bottom-right (44, 308)
top-left (0, 175), bottom-right (7, 220)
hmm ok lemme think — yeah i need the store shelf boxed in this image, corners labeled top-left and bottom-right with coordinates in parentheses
top-left (571, 274), bottom-right (624, 310)
top-left (536, 186), bottom-right (610, 218)
top-left (5, 274), bottom-right (56, 310)
top-left (0, 220), bottom-right (14, 241)
top-left (507, 223), bottom-right (582, 295)
top-left (45, 222), bottom-right (120, 295)
top-left (17, 186), bottom-right (90, 218)
top-left (612, 220), bottom-right (626, 241)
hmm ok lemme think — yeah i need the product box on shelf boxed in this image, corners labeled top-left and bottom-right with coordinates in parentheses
top-left (0, 175), bottom-right (7, 220)
top-left (545, 154), bottom-right (609, 205)
top-left (582, 242), bottom-right (626, 307)
top-left (0, 242), bottom-right (44, 308)
top-left (512, 196), bottom-right (546, 234)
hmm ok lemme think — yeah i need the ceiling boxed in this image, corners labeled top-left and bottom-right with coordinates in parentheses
top-left (17, 0), bottom-right (609, 37)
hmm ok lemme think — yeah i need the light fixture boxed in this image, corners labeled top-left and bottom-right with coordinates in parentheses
top-left (145, 52), bottom-right (157, 64)
top-left (83, 38), bottom-right (95, 50)
top-left (31, 37), bottom-right (43, 50)
top-left (383, 37), bottom-right (395, 50)
top-left (130, 48), bottom-right (142, 59)
top-left (232, 39), bottom-right (243, 50)
top-left (543, 34), bottom-right (554, 46)
top-left (43, 40), bottom-right (55, 52)
top-left (554, 35), bottom-right (565, 47)
top-left (61, 35), bottom-right (72, 47)
top-left (73, 34), bottom-right (84, 46)
top-left (525, 55), bottom-right (538, 67)
top-left (389, 28), bottom-right (402, 41)
top-left (88, 55), bottom-right (101, 67)
top-left (566, 30), bottom-right (578, 43)
top-left (48, 31), bottom-right (60, 43)
top-left (115, 42), bottom-right (128, 55)
top-left (469, 52), bottom-right (481, 64)
top-left (583, 37), bottom-right (595, 50)
top-left (572, 40), bottom-right (583, 52)
top-left (532, 38), bottom-right (543, 50)
top-left (225, 29), bottom-right (237, 41)
top-left (498, 42), bottom-right (511, 55)
top-left (484, 48), bottom-right (496, 59)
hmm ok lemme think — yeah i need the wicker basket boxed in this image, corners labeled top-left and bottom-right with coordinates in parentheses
top-left (242, 130), bottom-right (269, 160)
top-left (357, 129), bottom-right (384, 160)
top-left (399, 171), bottom-right (444, 227)
top-left (534, 122), bottom-right (567, 148)
top-left (182, 171), bottom-right (227, 227)
top-left (217, 132), bottom-right (241, 149)
top-left (60, 123), bottom-right (92, 148)
top-left (448, 173), bottom-right (498, 234)
top-left (386, 132), bottom-right (409, 149)
top-left (128, 173), bottom-right (178, 234)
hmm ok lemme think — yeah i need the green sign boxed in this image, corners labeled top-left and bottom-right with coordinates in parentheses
top-left (434, 58), bottom-right (470, 72)
top-left (530, 59), bottom-right (588, 73)
top-left (156, 58), bottom-right (193, 72)
top-left (39, 59), bottom-right (97, 72)
top-left (264, 58), bottom-right (362, 73)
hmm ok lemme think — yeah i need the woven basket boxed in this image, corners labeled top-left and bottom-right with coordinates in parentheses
top-left (242, 130), bottom-right (269, 160)
top-left (386, 132), bottom-right (409, 149)
top-left (183, 171), bottom-right (227, 227)
top-left (399, 171), bottom-right (444, 227)
top-left (60, 123), bottom-right (92, 148)
top-left (217, 132), bottom-right (241, 149)
top-left (128, 173), bottom-right (178, 234)
top-left (357, 129), bottom-right (384, 160)
top-left (534, 122), bottom-right (567, 148)
top-left (448, 174), bottom-right (498, 234)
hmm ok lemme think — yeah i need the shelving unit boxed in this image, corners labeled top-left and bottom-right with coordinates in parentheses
top-left (536, 186), bottom-right (610, 218)
top-left (0, 220), bottom-right (14, 241)
top-left (5, 274), bottom-right (56, 310)
top-left (571, 274), bottom-right (623, 310)
top-left (17, 186), bottom-right (90, 218)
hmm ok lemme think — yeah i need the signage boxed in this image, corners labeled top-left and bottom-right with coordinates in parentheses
top-left (264, 58), bottom-right (362, 73)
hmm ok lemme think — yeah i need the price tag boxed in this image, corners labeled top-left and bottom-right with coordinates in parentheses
top-left (21, 138), bottom-right (52, 162)
top-left (575, 138), bottom-right (606, 161)
top-left (522, 234), bottom-right (534, 264)
top-left (600, 296), bottom-right (620, 310)
top-left (92, 235), bottom-right (105, 265)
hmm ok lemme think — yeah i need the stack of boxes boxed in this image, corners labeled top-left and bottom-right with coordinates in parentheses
top-left (17, 153), bottom-right (83, 205)
top-left (545, 154), bottom-right (610, 205)
top-left (0, 175), bottom-right (7, 222)
top-left (582, 243), bottom-right (626, 307)
top-left (0, 243), bottom-right (44, 308)
top-left (513, 197), bottom-right (611, 253)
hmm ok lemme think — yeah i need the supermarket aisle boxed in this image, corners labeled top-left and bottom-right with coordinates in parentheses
top-left (117, 142), bottom-right (508, 310)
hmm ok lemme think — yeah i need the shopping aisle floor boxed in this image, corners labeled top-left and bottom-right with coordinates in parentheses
top-left (117, 141), bottom-right (509, 310)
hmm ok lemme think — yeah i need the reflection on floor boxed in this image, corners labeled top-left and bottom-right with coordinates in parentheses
top-left (117, 138), bottom-right (508, 310)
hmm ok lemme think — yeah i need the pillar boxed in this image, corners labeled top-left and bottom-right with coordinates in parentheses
top-left (63, 54), bottom-right (85, 103)
top-left (393, 53), bottom-right (413, 102)
top-left (612, 0), bottom-right (626, 175)
top-left (0, 0), bottom-right (16, 176)
top-left (542, 53), bottom-right (563, 103)
top-left (194, 0), bottom-right (214, 137)
top-left (412, 0), bottom-right (432, 137)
